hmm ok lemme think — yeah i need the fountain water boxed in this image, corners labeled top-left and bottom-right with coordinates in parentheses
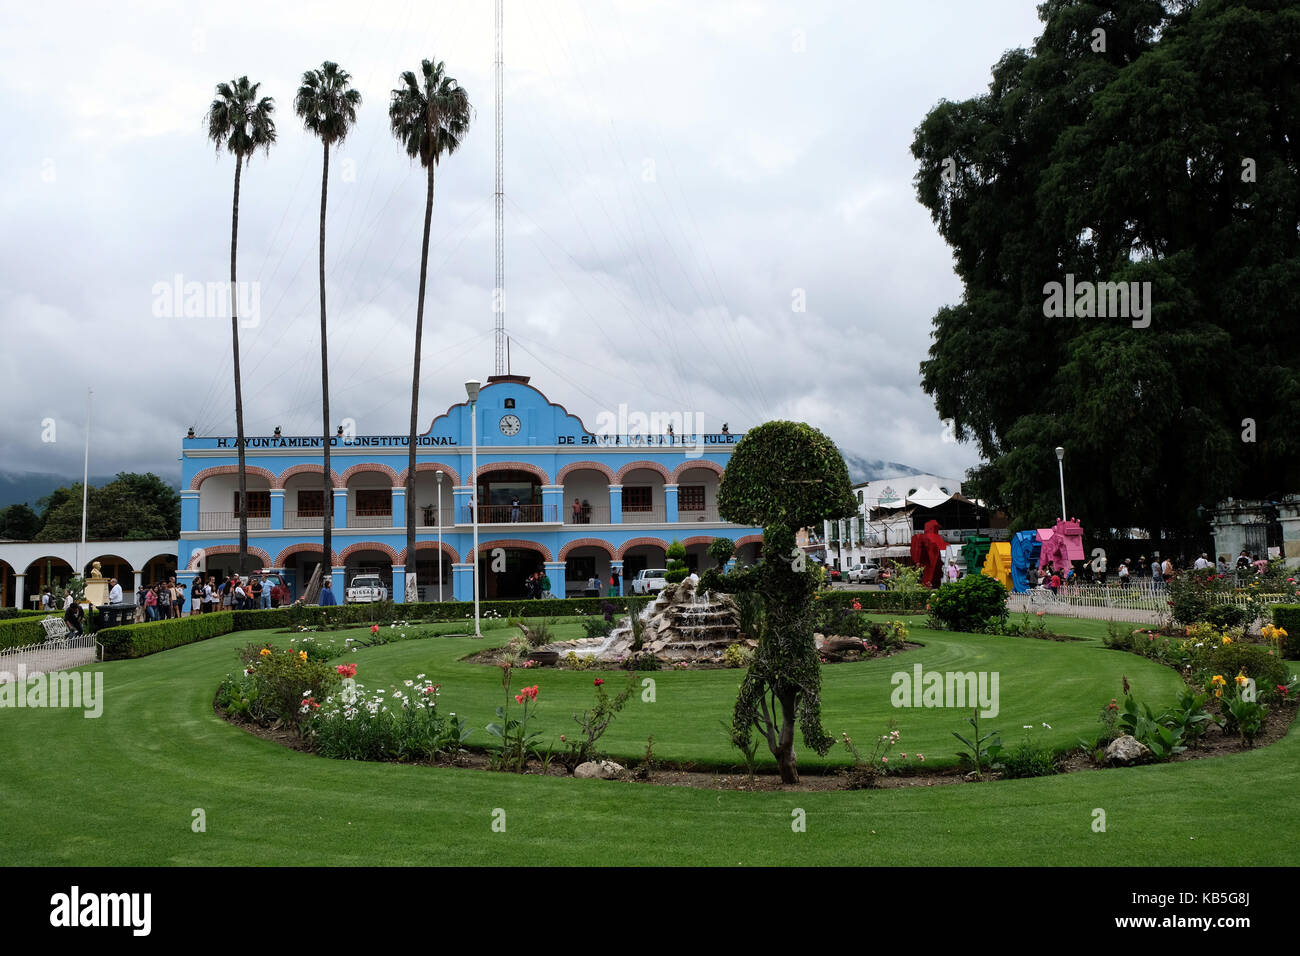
top-left (549, 578), bottom-right (743, 663)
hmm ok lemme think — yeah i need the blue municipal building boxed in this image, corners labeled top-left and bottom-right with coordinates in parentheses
top-left (177, 375), bottom-right (761, 602)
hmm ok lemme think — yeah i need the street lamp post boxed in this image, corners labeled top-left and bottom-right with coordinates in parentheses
top-left (465, 379), bottom-right (482, 638)
top-left (1055, 446), bottom-right (1066, 521)
top-left (435, 469), bottom-right (444, 602)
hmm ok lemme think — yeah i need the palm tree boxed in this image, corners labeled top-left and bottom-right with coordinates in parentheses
top-left (205, 77), bottom-right (276, 575)
top-left (389, 59), bottom-right (473, 598)
top-left (295, 62), bottom-right (361, 588)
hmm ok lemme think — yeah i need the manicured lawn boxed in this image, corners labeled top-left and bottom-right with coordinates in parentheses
top-left (1, 614), bottom-right (1296, 865)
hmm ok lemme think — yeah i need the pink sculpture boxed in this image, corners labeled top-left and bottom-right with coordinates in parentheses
top-left (1037, 518), bottom-right (1083, 572)
top-left (910, 519), bottom-right (947, 588)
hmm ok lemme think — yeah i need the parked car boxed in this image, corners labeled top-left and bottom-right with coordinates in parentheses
top-left (847, 563), bottom-right (880, 584)
top-left (345, 574), bottom-right (389, 604)
top-left (631, 569), bottom-right (668, 595)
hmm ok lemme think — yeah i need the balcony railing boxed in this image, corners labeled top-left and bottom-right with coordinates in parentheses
top-left (678, 505), bottom-right (721, 522)
top-left (200, 512), bottom-right (271, 531)
top-left (567, 502), bottom-right (611, 524)
top-left (284, 510), bottom-right (324, 529)
top-left (621, 503), bottom-right (667, 524)
top-left (416, 511), bottom-right (454, 529)
top-left (459, 503), bottom-right (560, 524)
top-left (348, 509), bottom-right (394, 529)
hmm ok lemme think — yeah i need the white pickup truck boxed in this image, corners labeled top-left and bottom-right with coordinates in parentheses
top-left (345, 574), bottom-right (389, 604)
top-left (630, 568), bottom-right (668, 595)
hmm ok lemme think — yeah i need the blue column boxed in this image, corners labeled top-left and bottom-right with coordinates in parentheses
top-left (391, 485), bottom-right (406, 529)
top-left (609, 484), bottom-right (623, 524)
top-left (540, 485), bottom-right (563, 523)
top-left (664, 483), bottom-right (679, 523)
top-left (331, 568), bottom-right (346, 597)
top-left (178, 571), bottom-right (197, 613)
top-left (269, 490), bottom-right (285, 530)
top-left (333, 488), bottom-right (348, 529)
top-left (391, 564), bottom-right (406, 603)
top-left (543, 561), bottom-right (566, 598)
top-left (452, 562), bottom-right (473, 601)
top-left (181, 491), bottom-right (199, 531)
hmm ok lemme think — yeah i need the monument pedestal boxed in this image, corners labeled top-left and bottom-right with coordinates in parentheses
top-left (84, 579), bottom-right (109, 606)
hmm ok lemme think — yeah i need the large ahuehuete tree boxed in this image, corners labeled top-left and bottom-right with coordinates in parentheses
top-left (205, 77), bottom-right (276, 574)
top-left (911, 0), bottom-right (1300, 537)
top-left (389, 58), bottom-right (473, 589)
top-left (296, 62), bottom-right (361, 586)
top-left (713, 420), bottom-right (858, 784)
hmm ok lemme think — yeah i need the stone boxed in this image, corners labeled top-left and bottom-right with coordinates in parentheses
top-left (1104, 734), bottom-right (1152, 766)
top-left (574, 760), bottom-right (624, 780)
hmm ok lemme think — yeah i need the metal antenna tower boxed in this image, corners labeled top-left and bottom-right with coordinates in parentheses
top-left (493, 0), bottom-right (505, 375)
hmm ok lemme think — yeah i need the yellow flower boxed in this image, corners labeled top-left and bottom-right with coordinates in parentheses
top-left (1234, 673), bottom-right (1248, 685)
top-left (298, 650), bottom-right (308, 661)
top-left (1261, 625), bottom-right (1274, 640)
top-left (259, 648), bottom-right (271, 657)
top-left (1210, 675), bottom-right (1227, 686)
top-left (1279, 628), bottom-right (1289, 639)
top-left (1221, 635), bottom-right (1233, 645)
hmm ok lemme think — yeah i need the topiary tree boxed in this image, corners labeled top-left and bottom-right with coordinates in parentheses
top-left (707, 536), bottom-right (735, 570)
top-left (664, 539), bottom-right (688, 584)
top-left (713, 420), bottom-right (858, 784)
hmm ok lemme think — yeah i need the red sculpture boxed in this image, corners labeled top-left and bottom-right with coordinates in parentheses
top-left (910, 519), bottom-right (947, 588)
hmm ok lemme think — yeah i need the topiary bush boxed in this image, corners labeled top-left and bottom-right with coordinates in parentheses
top-left (928, 574), bottom-right (1008, 633)
top-left (707, 536), bottom-right (735, 569)
top-left (664, 539), bottom-right (688, 584)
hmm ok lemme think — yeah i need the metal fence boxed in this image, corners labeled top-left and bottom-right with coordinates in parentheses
top-left (1008, 583), bottom-right (1289, 626)
top-left (0, 633), bottom-right (100, 682)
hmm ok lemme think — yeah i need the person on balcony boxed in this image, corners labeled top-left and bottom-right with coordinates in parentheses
top-left (572, 498), bottom-right (583, 524)
top-left (511, 496), bottom-right (521, 522)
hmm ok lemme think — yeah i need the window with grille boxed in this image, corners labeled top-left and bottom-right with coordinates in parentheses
top-left (233, 491), bottom-right (270, 516)
top-left (623, 486), bottom-right (652, 512)
top-left (297, 490), bottom-right (324, 516)
top-left (355, 489), bottom-right (392, 515)
top-left (679, 485), bottom-right (705, 511)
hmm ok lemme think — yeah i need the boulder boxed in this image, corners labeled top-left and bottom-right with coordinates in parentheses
top-left (1104, 734), bottom-right (1152, 766)
top-left (574, 760), bottom-right (624, 780)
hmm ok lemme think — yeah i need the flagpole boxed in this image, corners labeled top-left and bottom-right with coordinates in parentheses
top-left (79, 388), bottom-right (92, 578)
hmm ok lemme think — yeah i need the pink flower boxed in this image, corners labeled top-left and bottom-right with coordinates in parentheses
top-left (594, 678), bottom-right (604, 686)
top-left (335, 663), bottom-right (357, 678)
top-left (852, 601), bottom-right (862, 611)
top-left (917, 754), bottom-right (925, 762)
top-left (371, 625), bottom-right (379, 634)
top-left (881, 756), bottom-right (888, 763)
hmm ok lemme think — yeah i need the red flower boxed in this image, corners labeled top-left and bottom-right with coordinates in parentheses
top-left (370, 624), bottom-right (379, 634)
top-left (1279, 685), bottom-right (1291, 697)
top-left (593, 678), bottom-right (604, 686)
top-left (336, 663), bottom-right (357, 678)
top-left (852, 601), bottom-right (862, 611)
top-left (514, 694), bottom-right (525, 704)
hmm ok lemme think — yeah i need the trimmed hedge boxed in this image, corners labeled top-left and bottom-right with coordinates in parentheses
top-left (0, 617), bottom-right (55, 651)
top-left (812, 590), bottom-right (929, 613)
top-left (228, 596), bottom-right (654, 630)
top-left (1272, 605), bottom-right (1300, 658)
top-left (98, 613), bottom-right (235, 660)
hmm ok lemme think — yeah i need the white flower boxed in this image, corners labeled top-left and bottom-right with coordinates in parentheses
top-left (1042, 722), bottom-right (1051, 729)
top-left (1023, 725), bottom-right (1032, 729)
top-left (303, 690), bottom-right (313, 697)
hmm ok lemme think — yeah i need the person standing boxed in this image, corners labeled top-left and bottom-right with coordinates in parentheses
top-left (108, 578), bottom-right (123, 605)
top-left (1193, 553), bottom-right (1211, 571)
top-left (1096, 552), bottom-right (1107, 585)
top-left (609, 568), bottom-right (620, 597)
top-left (511, 496), bottom-right (521, 523)
top-left (250, 576), bottom-right (263, 611)
top-left (1118, 561), bottom-right (1130, 588)
top-left (144, 584), bottom-right (158, 622)
top-left (572, 498), bottom-right (583, 524)
top-left (191, 576), bottom-right (204, 616)
top-left (156, 581), bottom-right (171, 619)
top-left (319, 579), bottom-right (338, 606)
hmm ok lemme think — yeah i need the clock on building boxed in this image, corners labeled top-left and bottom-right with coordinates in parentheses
top-left (499, 414), bottom-right (521, 436)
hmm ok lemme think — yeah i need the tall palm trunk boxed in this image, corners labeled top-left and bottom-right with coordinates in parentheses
top-left (231, 154), bottom-right (249, 575)
top-left (319, 141), bottom-right (333, 583)
top-left (406, 161), bottom-right (436, 591)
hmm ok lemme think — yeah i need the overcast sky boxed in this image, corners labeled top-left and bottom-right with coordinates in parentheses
top-left (0, 0), bottom-right (1046, 487)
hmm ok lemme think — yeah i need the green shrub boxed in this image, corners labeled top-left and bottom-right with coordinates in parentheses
top-left (233, 646), bottom-right (339, 729)
top-left (99, 613), bottom-right (235, 660)
top-left (1204, 604), bottom-right (1247, 632)
top-left (723, 643), bottom-right (753, 668)
top-left (929, 575), bottom-right (1008, 633)
top-left (707, 537), bottom-right (735, 569)
top-left (304, 676), bottom-right (469, 761)
top-left (229, 596), bottom-right (652, 629)
top-left (999, 734), bottom-right (1059, 779)
top-left (1192, 641), bottom-right (1289, 700)
top-left (810, 590), bottom-right (928, 613)
top-left (1272, 605), bottom-right (1300, 658)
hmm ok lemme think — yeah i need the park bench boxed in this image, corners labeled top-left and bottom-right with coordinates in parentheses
top-left (40, 616), bottom-right (70, 642)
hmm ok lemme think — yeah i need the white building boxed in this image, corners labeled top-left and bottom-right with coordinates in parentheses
top-left (822, 473), bottom-right (965, 570)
